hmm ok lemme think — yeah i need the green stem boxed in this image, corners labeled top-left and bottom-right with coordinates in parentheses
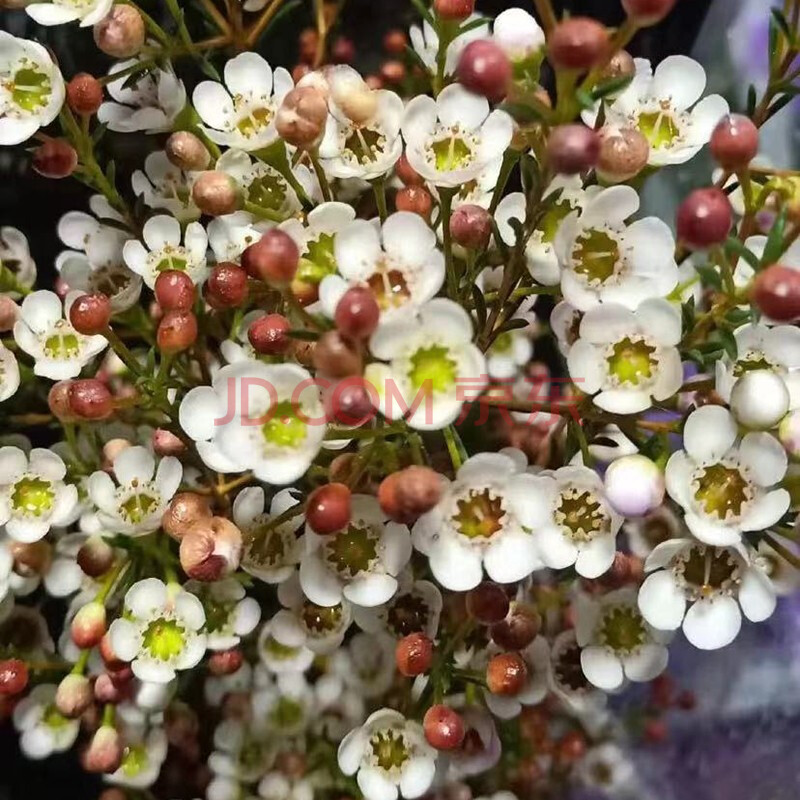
top-left (372, 176), bottom-right (388, 223)
top-left (443, 425), bottom-right (465, 471)
top-left (310, 151), bottom-right (333, 202)
top-left (439, 187), bottom-right (458, 298)
top-left (103, 326), bottom-right (141, 376)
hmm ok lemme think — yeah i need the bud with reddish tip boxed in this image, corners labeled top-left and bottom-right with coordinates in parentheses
top-left (276, 86), bottom-right (329, 149)
top-left (241, 230), bottom-right (299, 286)
top-left (69, 292), bottom-right (111, 334)
top-left (396, 632), bottom-right (433, 676)
top-left (102, 439), bottom-right (130, 472)
top-left (165, 131), bottom-right (211, 172)
top-left (162, 492), bottom-right (213, 540)
top-left (93, 5), bottom-right (145, 58)
top-left (152, 428), bottom-right (186, 457)
top-left (312, 330), bottom-right (363, 377)
top-left (396, 186), bottom-right (433, 220)
top-left (457, 40), bottom-right (512, 103)
top-left (752, 264), bottom-right (800, 322)
top-left (0, 295), bottom-right (19, 332)
top-left (84, 725), bottom-right (123, 773)
top-left (206, 262), bottom-right (249, 308)
top-left (547, 125), bottom-right (600, 174)
top-left (69, 379), bottom-right (114, 421)
top-left (424, 705), bottom-right (465, 750)
top-left (71, 601), bottom-right (107, 648)
top-left (434, 0), bottom-right (474, 21)
top-left (32, 139), bottom-right (78, 179)
top-left (94, 673), bottom-right (125, 704)
top-left (486, 652), bottom-right (528, 695)
top-left (306, 483), bottom-right (351, 534)
top-left (9, 540), bottom-right (52, 578)
top-left (77, 536), bottom-right (115, 578)
top-left (381, 61), bottom-right (407, 86)
top-left (56, 674), bottom-right (93, 718)
top-left (67, 73), bottom-right (103, 116)
top-left (248, 313), bottom-right (291, 355)
top-left (601, 49), bottom-right (636, 82)
top-left (335, 287), bottom-right (380, 341)
top-left (0, 659), bottom-right (28, 696)
top-left (597, 128), bottom-right (649, 183)
top-left (384, 30), bottom-right (408, 56)
top-left (466, 582), bottom-right (509, 625)
top-left (710, 114), bottom-right (759, 170)
top-left (157, 310), bottom-right (198, 353)
top-left (325, 379), bottom-right (376, 426)
top-left (208, 649), bottom-right (244, 676)
top-left (378, 466), bottom-right (442, 524)
top-left (491, 605), bottom-right (541, 650)
top-left (155, 270), bottom-right (196, 312)
top-left (49, 381), bottom-right (79, 423)
top-left (622, 0), bottom-right (678, 26)
top-left (450, 204), bottom-right (492, 250)
top-left (180, 517), bottom-right (243, 581)
top-left (192, 171), bottom-right (241, 217)
top-left (396, 152), bottom-right (423, 186)
top-left (548, 18), bottom-right (609, 71)
top-left (676, 187), bottom-right (732, 250)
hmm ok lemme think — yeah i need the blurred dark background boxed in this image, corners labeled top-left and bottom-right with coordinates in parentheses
top-left (0, 1), bottom-right (712, 798)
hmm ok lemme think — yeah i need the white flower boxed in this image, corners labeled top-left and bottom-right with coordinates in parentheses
top-left (13, 290), bottom-right (108, 380)
top-left (0, 225), bottom-right (37, 296)
top-left (756, 537), bottom-right (800, 597)
top-left (252, 672), bottom-right (315, 736)
top-left (583, 55), bottom-right (729, 166)
top-left (575, 588), bottom-right (670, 691)
top-left (338, 709), bottom-right (437, 800)
top-left (409, 15), bottom-right (489, 76)
top-left (88, 446), bottom-right (183, 536)
top-left (550, 301), bottom-right (581, 356)
top-left (108, 578), bottom-right (207, 682)
top-left (106, 726), bottom-right (168, 788)
top-left (0, 33), bottom-right (65, 145)
top-left (0, 447), bottom-right (78, 543)
top-left (300, 494), bottom-right (411, 608)
top-left (366, 298), bottom-right (487, 431)
top-left (0, 342), bottom-right (19, 403)
top-left (524, 465), bottom-right (624, 579)
top-left (12, 684), bottom-right (79, 759)
top-left (412, 451), bottom-right (542, 590)
top-left (258, 771), bottom-right (313, 800)
top-left (319, 212), bottom-right (444, 323)
top-left (132, 150), bottom-right (200, 223)
top-left (445, 706), bottom-right (500, 780)
top-left (208, 717), bottom-right (273, 791)
top-left (638, 538), bottom-right (777, 649)
top-left (193, 52), bottom-right (293, 151)
top-left (485, 301), bottom-right (535, 381)
top-left (576, 744), bottom-right (637, 796)
top-left (402, 84), bottom-right (513, 188)
top-left (233, 486), bottom-right (304, 584)
top-left (493, 8), bottom-right (545, 62)
top-left (317, 67), bottom-right (404, 181)
top-left (186, 578), bottom-right (260, 651)
top-left (665, 406), bottom-right (789, 546)
top-left (567, 299), bottom-right (683, 414)
top-left (481, 636), bottom-right (550, 719)
top-left (25, 0), bottom-right (111, 27)
top-left (123, 215), bottom-right (209, 289)
top-left (548, 630), bottom-right (608, 714)
top-left (554, 186), bottom-right (679, 310)
top-left (99, 61), bottom-right (186, 133)
top-left (258, 615), bottom-right (314, 674)
top-left (207, 212), bottom-right (263, 263)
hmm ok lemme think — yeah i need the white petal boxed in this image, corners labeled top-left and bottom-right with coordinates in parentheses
top-left (437, 83), bottom-right (488, 130)
top-left (108, 617), bottom-right (141, 661)
top-left (738, 566), bottom-right (776, 622)
top-left (740, 489), bottom-right (790, 532)
top-left (622, 643), bottom-right (669, 682)
top-left (343, 573), bottom-right (398, 607)
top-left (484, 531), bottom-right (540, 583)
top-left (682, 596), bottom-right (741, 650)
top-left (684, 406), bottom-right (737, 464)
top-left (399, 757), bottom-right (436, 799)
top-left (652, 55), bottom-right (706, 111)
top-left (580, 646), bottom-right (624, 691)
top-left (638, 571), bottom-right (686, 630)
top-left (428, 536), bottom-right (483, 591)
top-left (126, 577), bottom-right (167, 618)
top-left (739, 432), bottom-right (788, 487)
top-left (0, 447), bottom-right (27, 484)
top-left (358, 767), bottom-right (399, 800)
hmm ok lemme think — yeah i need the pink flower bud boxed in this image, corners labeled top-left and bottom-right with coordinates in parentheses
top-left (180, 517), bottom-right (243, 581)
top-left (56, 673), bottom-right (93, 719)
top-left (83, 725), bottom-right (123, 773)
top-left (71, 601), bottom-right (107, 649)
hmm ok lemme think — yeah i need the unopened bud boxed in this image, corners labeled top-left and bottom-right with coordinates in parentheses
top-left (597, 127), bottom-right (649, 182)
top-left (208, 648), bottom-right (244, 676)
top-left (276, 86), bottom-right (329, 149)
top-left (0, 659), bottom-right (29, 696)
top-left (205, 262), bottom-right (248, 309)
top-left (93, 5), bottom-right (146, 58)
top-left (102, 438), bottom-right (131, 472)
top-left (32, 139), bottom-right (78, 179)
top-left (71, 601), bottom-right (107, 649)
top-left (162, 492), bottom-right (213, 540)
top-left (69, 378), bottom-right (114, 420)
top-left (242, 230), bottom-right (299, 286)
top-left (94, 673), bottom-right (125, 704)
top-left (56, 673), bottom-right (93, 718)
top-left (331, 74), bottom-right (377, 125)
top-left (548, 18), bottom-right (609, 71)
top-left (77, 536), bottom-right (115, 578)
top-left (547, 124), bottom-right (600, 174)
top-left (67, 73), bottom-right (104, 116)
top-left (180, 517), bottom-right (243, 580)
top-left (152, 428), bottom-right (186, 457)
top-left (157, 310), bottom-right (198, 353)
top-left (165, 131), bottom-right (211, 172)
top-left (10, 540), bottom-right (52, 577)
top-left (83, 725), bottom-right (123, 773)
top-left (378, 466), bottom-right (442, 524)
top-left (192, 171), bottom-right (241, 217)
top-left (0, 295), bottom-right (19, 332)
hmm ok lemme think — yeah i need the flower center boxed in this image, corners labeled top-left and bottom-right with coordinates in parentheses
top-left (386, 593), bottom-right (430, 637)
top-left (325, 524), bottom-right (379, 577)
top-left (121, 743), bottom-right (149, 777)
top-left (119, 491), bottom-right (159, 524)
top-left (539, 199), bottom-right (574, 244)
top-left (298, 233), bottom-right (338, 285)
top-left (10, 66), bottom-right (52, 113)
top-left (42, 704), bottom-right (70, 730)
top-left (571, 228), bottom-right (621, 284)
top-left (679, 545), bottom-right (740, 597)
top-left (430, 134), bottom-right (473, 171)
top-left (491, 332), bottom-right (514, 355)
top-left (553, 638), bottom-right (590, 693)
top-left (234, 101), bottom-right (274, 137)
top-left (636, 109), bottom-right (680, 149)
top-left (90, 264), bottom-right (133, 297)
top-left (261, 400), bottom-right (307, 448)
top-left (554, 488), bottom-right (608, 541)
top-left (370, 728), bottom-right (409, 772)
top-left (246, 519), bottom-right (289, 566)
top-left (153, 246), bottom-right (189, 273)
top-left (693, 463), bottom-right (751, 520)
top-left (598, 606), bottom-right (646, 654)
top-left (367, 266), bottom-right (410, 310)
top-left (11, 476), bottom-right (54, 516)
top-left (639, 515), bottom-right (674, 549)
top-left (452, 488), bottom-right (506, 540)
top-left (344, 127), bottom-right (386, 164)
top-left (262, 634), bottom-right (300, 660)
top-left (606, 337), bottom-right (657, 386)
top-left (269, 696), bottom-right (304, 729)
top-left (733, 352), bottom-right (774, 377)
top-left (204, 600), bottom-right (234, 634)
top-left (43, 324), bottom-right (80, 360)
top-left (142, 617), bottom-right (186, 661)
top-left (408, 344), bottom-right (457, 393)
top-left (301, 600), bottom-right (343, 634)
top-left (247, 170), bottom-right (288, 211)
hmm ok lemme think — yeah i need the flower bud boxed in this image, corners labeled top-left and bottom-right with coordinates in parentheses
top-left (325, 379), bottom-right (376, 426)
top-left (752, 265), bottom-right (800, 322)
top-left (466, 582), bottom-right (509, 625)
top-left (396, 152), bottom-right (423, 186)
top-left (332, 36), bottom-right (356, 64)
top-left (450, 204), bottom-right (492, 250)
top-left (248, 313), bottom-right (291, 355)
top-left (0, 659), bottom-right (28, 696)
top-left (155, 270), bottom-right (196, 312)
top-left (83, 725), bottom-right (123, 773)
top-left (457, 40), bottom-right (512, 103)
top-left (0, 295), bottom-right (19, 332)
top-left (622, 0), bottom-right (678, 26)
top-left (68, 379), bottom-right (114, 421)
top-left (676, 187), bottom-right (732, 250)
top-left (384, 30), bottom-right (408, 56)
top-left (208, 648), bottom-right (244, 676)
top-left (490, 605), bottom-right (541, 650)
top-left (434, 0), bottom-right (474, 21)
top-left (395, 186), bottom-right (433, 220)
top-left (298, 28), bottom-right (319, 64)
top-left (56, 673), bottom-right (93, 718)
top-left (380, 60), bottom-right (406, 85)
top-left (335, 287), bottom-right (380, 341)
top-left (424, 705), bottom-right (465, 750)
top-left (241, 230), bottom-right (299, 286)
top-left (331, 78), bottom-right (377, 126)
top-left (157, 310), bottom-right (198, 353)
top-left (77, 536), bottom-right (115, 578)
top-left (306, 483), bottom-right (351, 534)
top-left (312, 330), bottom-right (363, 377)
top-left (93, 673), bottom-right (125, 704)
top-left (162, 492), bottom-right (213, 540)
top-left (604, 454), bottom-right (665, 517)
top-left (378, 466), bottom-right (442, 524)
top-left (152, 428), bottom-right (186, 457)
top-left (67, 73), bottom-right (104, 116)
top-left (395, 632), bottom-right (433, 677)
top-left (32, 139), bottom-right (78, 179)
top-left (165, 131), bottom-right (211, 172)
top-left (206, 262), bottom-right (249, 308)
top-left (192, 171), bottom-right (241, 217)
top-left (71, 601), bottom-right (107, 649)
top-left (180, 516), bottom-right (243, 581)
top-left (276, 86), bottom-right (329, 149)
top-left (710, 114), bottom-right (759, 170)
top-left (548, 18), bottom-right (609, 71)
top-left (102, 438), bottom-right (130, 471)
top-left (49, 381), bottom-right (79, 421)
top-left (730, 370), bottom-right (790, 430)
top-left (546, 124), bottom-right (600, 174)
top-left (486, 652), bottom-right (528, 695)
top-left (779, 409), bottom-right (800, 460)
top-left (557, 731), bottom-right (587, 763)
top-left (601, 49), bottom-right (636, 82)
top-left (93, 5), bottom-right (145, 58)
top-left (9, 540), bottom-right (52, 577)
top-left (69, 292), bottom-right (111, 334)
top-left (596, 128), bottom-right (649, 183)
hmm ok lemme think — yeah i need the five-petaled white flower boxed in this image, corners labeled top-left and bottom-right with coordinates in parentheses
top-left (665, 405), bottom-right (790, 546)
top-left (12, 683), bottom-right (79, 760)
top-left (338, 709), bottom-right (437, 800)
top-left (132, 150), bottom-right (201, 223)
top-left (402, 84), bottom-right (514, 188)
top-left (193, 52), bottom-right (293, 151)
top-left (108, 577), bottom-right (207, 683)
top-left (87, 445), bottom-right (183, 536)
top-left (14, 290), bottom-right (108, 379)
top-left (25, 0), bottom-right (112, 27)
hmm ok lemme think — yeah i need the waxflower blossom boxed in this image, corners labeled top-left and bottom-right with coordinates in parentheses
top-left (665, 405), bottom-right (790, 546)
top-left (481, 636), bottom-right (550, 719)
top-left (105, 726), bottom-right (168, 789)
top-left (108, 577), bottom-right (207, 682)
top-left (252, 672), bottom-right (315, 736)
top-left (0, 226), bottom-right (37, 296)
top-left (187, 577), bottom-right (261, 651)
top-left (492, 8), bottom-right (545, 63)
top-left (12, 683), bottom-right (80, 759)
top-left (132, 150), bottom-right (201, 223)
top-left (25, 0), bottom-right (112, 27)
top-left (410, 15), bottom-right (489, 77)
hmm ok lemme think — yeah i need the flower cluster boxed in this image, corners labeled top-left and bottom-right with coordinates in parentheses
top-left (0, 0), bottom-right (799, 799)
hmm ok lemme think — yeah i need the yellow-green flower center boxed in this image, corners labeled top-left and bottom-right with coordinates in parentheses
top-left (430, 134), bottom-right (473, 172)
top-left (204, 600), bottom-right (233, 634)
top-left (142, 617), bottom-right (186, 661)
top-left (344, 127), bottom-right (385, 164)
top-left (325, 524), bottom-right (379, 577)
top-left (120, 492), bottom-right (158, 524)
top-left (235, 104), bottom-right (273, 137)
top-left (680, 545), bottom-right (739, 594)
top-left (599, 606), bottom-right (646, 653)
top-left (301, 600), bottom-right (343, 634)
top-left (298, 233), bottom-right (338, 285)
top-left (154, 247), bottom-right (189, 273)
top-left (262, 634), bottom-right (299, 660)
top-left (11, 476), bottom-right (54, 516)
top-left (408, 344), bottom-right (457, 393)
top-left (121, 743), bottom-right (149, 777)
top-left (44, 330), bottom-right (80, 360)
top-left (555, 488), bottom-right (608, 542)
top-left (261, 400), bottom-right (307, 448)
top-left (452, 488), bottom-right (505, 540)
top-left (637, 109), bottom-right (680, 150)
top-left (11, 66), bottom-right (52, 113)
top-left (539, 200), bottom-right (573, 244)
top-left (606, 337), bottom-right (657, 386)
top-left (247, 520), bottom-right (288, 566)
top-left (572, 229), bottom-right (620, 284)
top-left (43, 704), bottom-right (70, 730)
top-left (248, 171), bottom-right (288, 211)
top-left (269, 696), bottom-right (304, 729)
top-left (693, 463), bottom-right (750, 519)
top-left (370, 729), bottom-right (409, 771)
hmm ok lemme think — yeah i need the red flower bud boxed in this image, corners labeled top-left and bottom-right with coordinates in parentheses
top-left (0, 659), bottom-right (29, 696)
top-left (335, 287), bottom-right (380, 341)
top-left (752, 264), bottom-right (800, 322)
top-left (548, 18), bottom-right (610, 71)
top-left (157, 310), bottom-right (198, 353)
top-left (69, 379), bottom-right (114, 420)
top-left (486, 652), bottom-right (528, 695)
top-left (206, 262), bottom-right (249, 308)
top-left (69, 292), bottom-right (111, 334)
top-left (457, 40), bottom-right (512, 103)
top-left (165, 131), bottom-right (211, 172)
top-left (55, 673), bottom-right (93, 718)
top-left (710, 114), bottom-right (759, 170)
top-left (77, 536), bottom-right (115, 578)
top-left (434, 0), bottom-right (475, 21)
top-left (622, 0), bottom-right (678, 26)
top-left (71, 601), bottom-right (107, 649)
top-left (248, 313), bottom-right (291, 355)
top-left (395, 186), bottom-right (433, 220)
top-left (32, 139), bottom-right (78, 179)
top-left (547, 125), bottom-right (600, 174)
top-left (424, 704), bottom-right (465, 750)
top-left (676, 187), bottom-right (732, 250)
top-left (395, 633), bottom-right (433, 676)
top-left (306, 483), bottom-right (351, 534)
top-left (450, 204), bottom-right (492, 250)
top-left (67, 73), bottom-right (104, 116)
top-left (93, 5), bottom-right (145, 58)
top-left (241, 230), bottom-right (299, 286)
top-left (155, 270), bottom-right (196, 312)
